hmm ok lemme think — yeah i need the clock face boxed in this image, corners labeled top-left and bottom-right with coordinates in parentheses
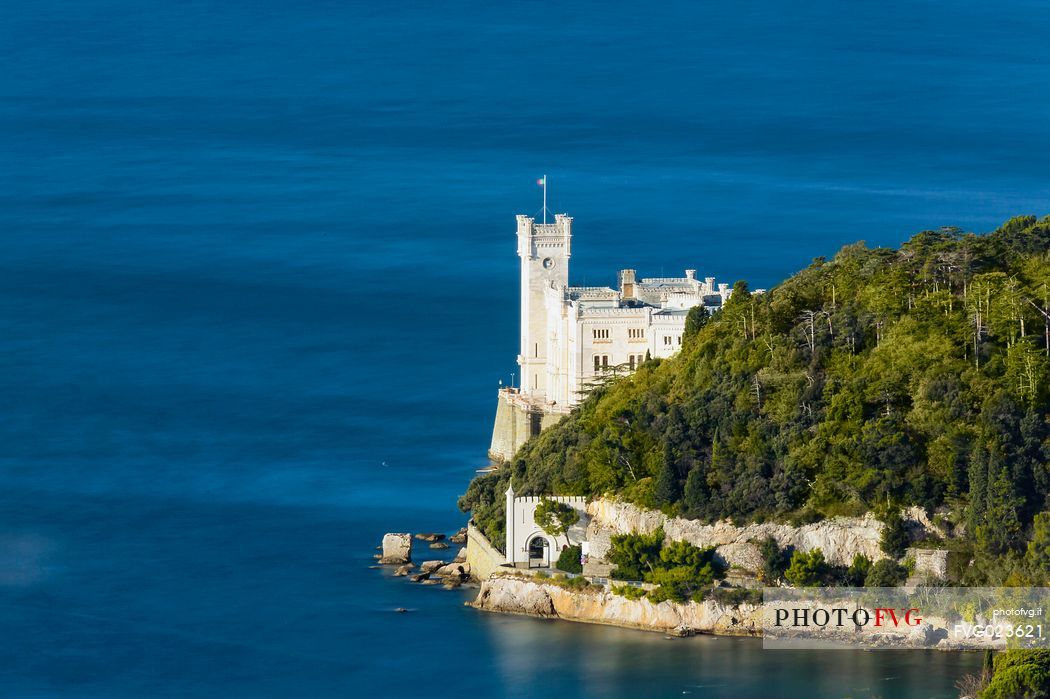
top-left (542, 257), bottom-right (554, 270)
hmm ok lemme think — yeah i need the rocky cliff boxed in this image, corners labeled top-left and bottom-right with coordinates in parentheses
top-left (470, 574), bottom-right (762, 636)
top-left (584, 498), bottom-right (934, 570)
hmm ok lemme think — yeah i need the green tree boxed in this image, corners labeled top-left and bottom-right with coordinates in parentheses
top-left (533, 498), bottom-right (580, 549)
top-left (684, 305), bottom-right (710, 343)
top-left (864, 559), bottom-right (906, 587)
top-left (556, 544), bottom-right (583, 574)
top-left (1027, 512), bottom-right (1050, 578)
top-left (757, 536), bottom-right (789, 583)
top-left (980, 649), bottom-right (1050, 699)
top-left (880, 510), bottom-right (909, 559)
top-left (654, 442), bottom-right (682, 508)
top-left (977, 448), bottom-right (1023, 555)
top-left (785, 549), bottom-right (828, 587)
top-left (846, 554), bottom-right (873, 586)
top-left (608, 528), bottom-right (665, 581)
top-left (683, 465), bottom-right (710, 518)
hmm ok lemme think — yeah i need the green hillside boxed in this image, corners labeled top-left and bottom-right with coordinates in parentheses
top-left (461, 216), bottom-right (1050, 583)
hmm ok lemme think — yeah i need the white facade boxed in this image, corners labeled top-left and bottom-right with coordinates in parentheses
top-left (504, 483), bottom-right (588, 568)
top-left (514, 213), bottom-right (733, 412)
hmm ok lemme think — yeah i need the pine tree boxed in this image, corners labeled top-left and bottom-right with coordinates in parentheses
top-left (683, 464), bottom-right (709, 519)
top-left (654, 442), bottom-right (681, 508)
top-left (978, 447), bottom-right (1023, 555)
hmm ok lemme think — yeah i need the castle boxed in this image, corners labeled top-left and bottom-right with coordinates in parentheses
top-left (488, 213), bottom-right (733, 461)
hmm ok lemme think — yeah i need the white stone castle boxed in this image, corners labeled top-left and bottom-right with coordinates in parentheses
top-left (488, 212), bottom-right (733, 461)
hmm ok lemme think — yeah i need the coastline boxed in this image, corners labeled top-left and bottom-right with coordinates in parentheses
top-left (468, 573), bottom-right (762, 638)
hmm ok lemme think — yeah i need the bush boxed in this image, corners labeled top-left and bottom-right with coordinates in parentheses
top-left (757, 536), bottom-right (790, 583)
top-left (784, 549), bottom-right (828, 587)
top-left (612, 584), bottom-right (648, 601)
top-left (703, 587), bottom-right (763, 605)
top-left (845, 554), bottom-right (873, 586)
top-left (556, 544), bottom-right (583, 574)
top-left (880, 510), bottom-right (909, 559)
top-left (981, 649), bottom-right (1050, 699)
top-left (864, 559), bottom-right (907, 587)
top-left (608, 529), bottom-right (665, 580)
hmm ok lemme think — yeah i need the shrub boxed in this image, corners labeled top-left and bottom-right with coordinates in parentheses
top-left (880, 510), bottom-right (909, 559)
top-left (556, 544), bottom-right (583, 574)
top-left (757, 536), bottom-right (790, 583)
top-left (608, 529), bottom-right (665, 580)
top-left (784, 549), bottom-right (828, 587)
top-left (612, 584), bottom-right (647, 601)
top-left (703, 587), bottom-right (763, 605)
top-left (980, 649), bottom-right (1050, 699)
top-left (864, 559), bottom-right (907, 587)
top-left (845, 554), bottom-right (873, 586)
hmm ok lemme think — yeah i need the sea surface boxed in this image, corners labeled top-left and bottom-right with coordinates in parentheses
top-left (3, 1), bottom-right (1048, 696)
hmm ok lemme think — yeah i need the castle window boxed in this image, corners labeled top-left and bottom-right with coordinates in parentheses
top-left (592, 328), bottom-right (610, 340)
top-left (629, 355), bottom-right (635, 370)
top-left (593, 355), bottom-right (600, 371)
top-left (664, 336), bottom-right (672, 346)
top-left (628, 328), bottom-right (645, 340)
top-left (602, 355), bottom-right (609, 368)
top-left (677, 336), bottom-right (682, 345)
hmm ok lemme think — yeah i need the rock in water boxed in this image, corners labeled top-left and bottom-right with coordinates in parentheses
top-left (415, 533), bottom-right (446, 542)
top-left (420, 560), bottom-right (445, 574)
top-left (429, 542), bottom-right (449, 550)
top-left (381, 533), bottom-right (412, 564)
top-left (449, 527), bottom-right (467, 544)
top-left (435, 562), bottom-right (470, 579)
top-left (454, 548), bottom-right (467, 562)
top-left (393, 564), bottom-right (414, 577)
top-left (409, 572), bottom-right (431, 583)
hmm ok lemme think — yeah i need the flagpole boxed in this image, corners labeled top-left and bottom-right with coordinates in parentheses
top-left (543, 174), bottom-right (547, 224)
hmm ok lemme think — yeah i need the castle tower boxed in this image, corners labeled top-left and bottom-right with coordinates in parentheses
top-left (517, 213), bottom-right (571, 401)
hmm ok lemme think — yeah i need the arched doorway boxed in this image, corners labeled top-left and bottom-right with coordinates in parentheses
top-left (527, 536), bottom-right (550, 568)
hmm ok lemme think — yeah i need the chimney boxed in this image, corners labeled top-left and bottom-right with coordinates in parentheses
top-left (619, 269), bottom-right (637, 299)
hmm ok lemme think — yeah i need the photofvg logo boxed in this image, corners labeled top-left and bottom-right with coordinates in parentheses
top-left (761, 587), bottom-right (1050, 650)
top-left (773, 605), bottom-right (923, 630)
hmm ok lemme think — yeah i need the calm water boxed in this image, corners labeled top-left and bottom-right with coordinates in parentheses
top-left (3, 1), bottom-right (1047, 696)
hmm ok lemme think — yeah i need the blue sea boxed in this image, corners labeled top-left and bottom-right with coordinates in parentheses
top-left (3, 1), bottom-right (1047, 696)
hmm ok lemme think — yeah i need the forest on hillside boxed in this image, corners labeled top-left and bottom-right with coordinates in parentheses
top-left (460, 215), bottom-right (1050, 584)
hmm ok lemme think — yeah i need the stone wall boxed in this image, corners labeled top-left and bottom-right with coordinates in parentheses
top-left (488, 390), bottom-right (565, 462)
top-left (907, 547), bottom-right (949, 580)
top-left (586, 498), bottom-right (909, 570)
top-left (466, 522), bottom-right (506, 582)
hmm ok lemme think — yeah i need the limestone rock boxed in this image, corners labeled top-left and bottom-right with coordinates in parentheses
top-left (453, 548), bottom-right (467, 562)
top-left (449, 527), bottom-right (467, 544)
top-left (429, 542), bottom-right (449, 550)
top-left (409, 572), bottom-right (430, 583)
top-left (585, 498), bottom-right (941, 570)
top-left (415, 533), bottom-right (446, 542)
top-left (393, 564), bottom-right (415, 577)
top-left (420, 560), bottom-right (446, 574)
top-left (473, 577), bottom-right (556, 617)
top-left (436, 562), bottom-right (470, 579)
top-left (381, 533), bottom-right (412, 564)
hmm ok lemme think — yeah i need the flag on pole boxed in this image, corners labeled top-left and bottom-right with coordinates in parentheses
top-left (536, 176), bottom-right (545, 186)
